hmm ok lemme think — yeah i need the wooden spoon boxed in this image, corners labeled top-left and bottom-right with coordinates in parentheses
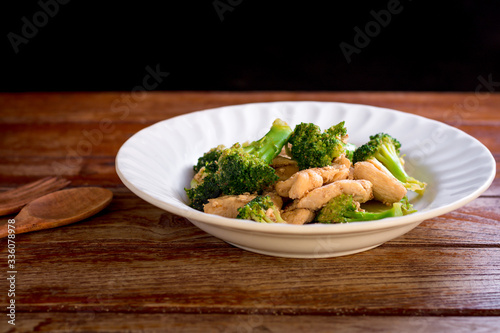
top-left (0, 187), bottom-right (113, 238)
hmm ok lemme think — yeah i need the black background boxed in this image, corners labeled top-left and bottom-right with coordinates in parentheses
top-left (2, 0), bottom-right (499, 92)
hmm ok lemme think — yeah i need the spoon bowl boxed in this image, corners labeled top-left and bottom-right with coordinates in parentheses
top-left (0, 187), bottom-right (113, 238)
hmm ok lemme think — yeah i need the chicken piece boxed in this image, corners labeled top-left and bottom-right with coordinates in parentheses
top-left (271, 155), bottom-right (300, 181)
top-left (275, 171), bottom-right (305, 198)
top-left (204, 193), bottom-right (257, 218)
top-left (282, 208), bottom-right (316, 225)
top-left (275, 165), bottom-right (349, 199)
top-left (353, 161), bottom-right (407, 205)
top-left (333, 154), bottom-right (351, 169)
top-left (287, 169), bottom-right (324, 199)
top-left (333, 154), bottom-right (354, 179)
top-left (277, 143), bottom-right (292, 158)
top-left (316, 165), bottom-right (350, 184)
top-left (296, 179), bottom-right (373, 211)
top-left (348, 167), bottom-right (355, 180)
top-left (271, 155), bottom-right (297, 168)
top-left (275, 165), bottom-right (300, 181)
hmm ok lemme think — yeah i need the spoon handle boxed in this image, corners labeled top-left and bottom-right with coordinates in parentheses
top-left (0, 222), bottom-right (11, 238)
top-left (0, 212), bottom-right (46, 238)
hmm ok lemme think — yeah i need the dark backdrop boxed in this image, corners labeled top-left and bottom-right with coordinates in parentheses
top-left (2, 0), bottom-right (499, 92)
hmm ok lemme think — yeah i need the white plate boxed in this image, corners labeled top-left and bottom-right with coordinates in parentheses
top-left (116, 102), bottom-right (496, 258)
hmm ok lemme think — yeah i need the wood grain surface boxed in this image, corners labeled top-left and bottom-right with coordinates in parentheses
top-left (0, 92), bottom-right (499, 332)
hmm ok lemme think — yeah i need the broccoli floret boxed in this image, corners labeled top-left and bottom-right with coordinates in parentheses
top-left (185, 172), bottom-right (221, 211)
top-left (288, 121), bottom-right (352, 170)
top-left (325, 120), bottom-right (348, 138)
top-left (315, 193), bottom-right (407, 224)
top-left (193, 145), bottom-right (225, 173)
top-left (237, 195), bottom-right (284, 223)
top-left (189, 145), bottom-right (225, 191)
top-left (353, 133), bottom-right (426, 194)
top-left (185, 119), bottom-right (293, 211)
top-left (187, 146), bottom-right (225, 210)
top-left (216, 144), bottom-right (280, 195)
top-left (217, 118), bottom-right (292, 195)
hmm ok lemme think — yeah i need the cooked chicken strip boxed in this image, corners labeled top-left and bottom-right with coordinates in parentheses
top-left (271, 156), bottom-right (300, 181)
top-left (316, 165), bottom-right (350, 184)
top-left (288, 169), bottom-right (324, 199)
top-left (282, 208), bottom-right (316, 225)
top-left (271, 155), bottom-right (297, 168)
top-left (348, 167), bottom-right (355, 180)
top-left (275, 165), bottom-right (349, 199)
top-left (353, 161), bottom-right (407, 205)
top-left (275, 171), bottom-right (305, 198)
top-left (204, 194), bottom-right (257, 218)
top-left (296, 179), bottom-right (373, 211)
top-left (333, 154), bottom-right (351, 169)
top-left (275, 164), bottom-right (300, 181)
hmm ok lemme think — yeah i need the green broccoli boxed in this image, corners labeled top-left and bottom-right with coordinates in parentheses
top-left (193, 145), bottom-right (225, 174)
top-left (400, 195), bottom-right (417, 215)
top-left (188, 145), bottom-right (225, 190)
top-left (185, 119), bottom-right (293, 211)
top-left (288, 121), bottom-right (352, 170)
top-left (353, 133), bottom-right (426, 194)
top-left (241, 118), bottom-right (293, 164)
top-left (216, 144), bottom-right (280, 196)
top-left (185, 172), bottom-right (221, 211)
top-left (315, 193), bottom-right (412, 224)
top-left (237, 195), bottom-right (285, 223)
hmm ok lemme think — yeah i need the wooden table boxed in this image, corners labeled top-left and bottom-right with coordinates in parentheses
top-left (1, 92), bottom-right (499, 332)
